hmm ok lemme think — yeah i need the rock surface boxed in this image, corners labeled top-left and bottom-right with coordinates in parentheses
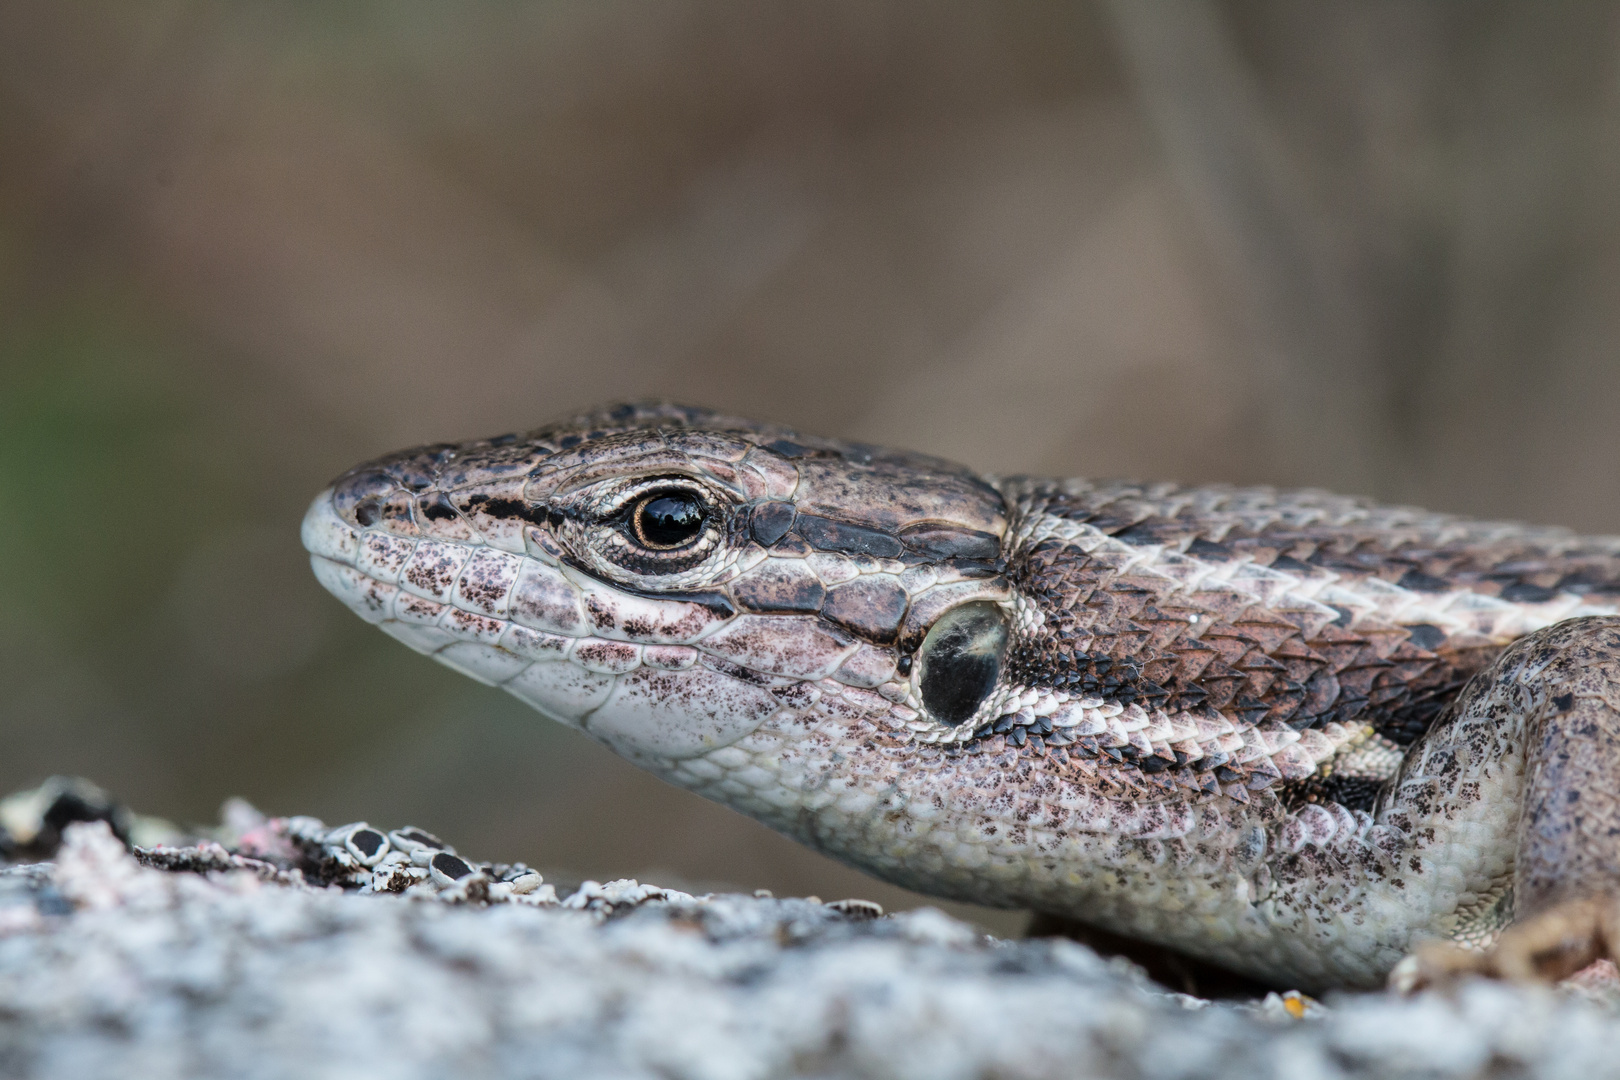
top-left (2, 786), bottom-right (1620, 1079)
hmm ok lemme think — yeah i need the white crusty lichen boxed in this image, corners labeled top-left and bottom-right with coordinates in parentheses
top-left (0, 820), bottom-right (1619, 1080)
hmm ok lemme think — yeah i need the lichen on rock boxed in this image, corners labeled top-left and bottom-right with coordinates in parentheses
top-left (1, 782), bottom-right (1619, 1079)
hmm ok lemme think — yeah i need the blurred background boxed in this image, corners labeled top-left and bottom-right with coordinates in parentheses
top-left (3, 2), bottom-right (1619, 932)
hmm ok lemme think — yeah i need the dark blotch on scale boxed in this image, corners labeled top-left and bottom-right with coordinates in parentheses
top-left (1404, 623), bottom-right (1445, 651)
top-left (731, 560), bottom-right (826, 613)
top-left (750, 502), bottom-right (797, 546)
top-left (764, 439), bottom-right (821, 459)
top-left (1113, 523), bottom-right (1170, 546)
top-left (1500, 582), bottom-right (1559, 604)
top-left (822, 577), bottom-right (909, 642)
top-left (1186, 538), bottom-right (1233, 561)
top-left (465, 494), bottom-right (547, 526)
top-left (1397, 569), bottom-right (1451, 593)
top-left (609, 581), bottom-right (737, 618)
top-left (794, 514), bottom-right (904, 559)
top-left (421, 493), bottom-right (460, 522)
top-left (899, 523), bottom-right (1001, 561)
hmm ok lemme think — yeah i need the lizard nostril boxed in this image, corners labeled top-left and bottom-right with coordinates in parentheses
top-left (915, 602), bottom-right (1008, 726)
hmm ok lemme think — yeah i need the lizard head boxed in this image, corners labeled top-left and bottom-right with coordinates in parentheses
top-left (302, 403), bottom-right (1018, 775)
top-left (302, 401), bottom-right (1342, 930)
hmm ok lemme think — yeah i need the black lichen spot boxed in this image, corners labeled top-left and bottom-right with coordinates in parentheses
top-left (349, 829), bottom-right (385, 858)
top-left (431, 852), bottom-right (473, 880)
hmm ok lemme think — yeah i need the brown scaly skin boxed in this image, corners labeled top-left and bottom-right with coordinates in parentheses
top-left (302, 403), bottom-right (1620, 991)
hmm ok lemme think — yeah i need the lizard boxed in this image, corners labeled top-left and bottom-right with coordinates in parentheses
top-left (301, 401), bottom-right (1620, 992)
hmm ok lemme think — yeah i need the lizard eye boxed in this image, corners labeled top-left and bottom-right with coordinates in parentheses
top-left (580, 476), bottom-right (729, 578)
top-left (916, 602), bottom-right (1008, 726)
top-left (630, 490), bottom-right (707, 550)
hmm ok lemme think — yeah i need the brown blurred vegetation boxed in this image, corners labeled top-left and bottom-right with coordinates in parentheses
top-left (2, 2), bottom-right (1618, 931)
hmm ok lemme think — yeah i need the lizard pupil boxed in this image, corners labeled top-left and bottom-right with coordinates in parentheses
top-left (916, 602), bottom-right (1008, 726)
top-left (632, 491), bottom-right (706, 549)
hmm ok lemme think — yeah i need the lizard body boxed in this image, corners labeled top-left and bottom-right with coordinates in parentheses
top-left (303, 403), bottom-right (1620, 990)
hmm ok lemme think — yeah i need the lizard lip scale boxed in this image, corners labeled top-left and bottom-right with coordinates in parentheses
top-left (305, 402), bottom-right (1620, 991)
